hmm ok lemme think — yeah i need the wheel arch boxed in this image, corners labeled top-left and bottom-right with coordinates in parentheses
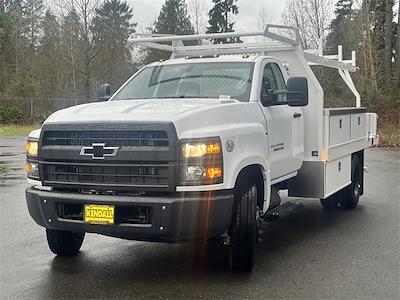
top-left (234, 164), bottom-right (270, 213)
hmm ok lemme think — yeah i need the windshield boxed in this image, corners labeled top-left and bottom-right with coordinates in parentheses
top-left (112, 62), bottom-right (254, 102)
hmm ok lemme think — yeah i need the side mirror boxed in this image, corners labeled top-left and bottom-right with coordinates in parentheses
top-left (98, 84), bottom-right (111, 102)
top-left (287, 77), bottom-right (308, 107)
top-left (260, 93), bottom-right (277, 106)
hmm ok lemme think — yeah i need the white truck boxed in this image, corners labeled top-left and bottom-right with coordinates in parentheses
top-left (25, 25), bottom-right (377, 271)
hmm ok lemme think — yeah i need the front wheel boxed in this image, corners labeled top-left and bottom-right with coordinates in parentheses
top-left (230, 180), bottom-right (258, 272)
top-left (46, 229), bottom-right (85, 256)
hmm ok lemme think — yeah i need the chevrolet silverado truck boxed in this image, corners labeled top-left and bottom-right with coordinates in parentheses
top-left (25, 25), bottom-right (377, 271)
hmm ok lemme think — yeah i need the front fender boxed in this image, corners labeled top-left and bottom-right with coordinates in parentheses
top-left (230, 156), bottom-right (271, 214)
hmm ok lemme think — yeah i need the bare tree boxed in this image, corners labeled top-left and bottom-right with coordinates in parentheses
top-left (395, 0), bottom-right (400, 87)
top-left (304, 0), bottom-right (333, 47)
top-left (257, 5), bottom-right (271, 30)
top-left (281, 0), bottom-right (311, 49)
top-left (188, 0), bottom-right (209, 34)
top-left (56, 0), bottom-right (104, 100)
top-left (281, 0), bottom-right (333, 49)
top-left (384, 0), bottom-right (394, 83)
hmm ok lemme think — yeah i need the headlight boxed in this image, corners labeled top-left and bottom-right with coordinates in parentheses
top-left (180, 137), bottom-right (223, 185)
top-left (182, 142), bottom-right (221, 158)
top-left (26, 139), bottom-right (39, 179)
top-left (26, 141), bottom-right (38, 156)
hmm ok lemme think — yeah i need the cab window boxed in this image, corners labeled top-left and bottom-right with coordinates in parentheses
top-left (260, 63), bottom-right (287, 105)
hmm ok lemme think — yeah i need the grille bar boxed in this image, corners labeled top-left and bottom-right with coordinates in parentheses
top-left (40, 161), bottom-right (171, 167)
top-left (42, 130), bottom-right (169, 147)
top-left (43, 163), bottom-right (170, 188)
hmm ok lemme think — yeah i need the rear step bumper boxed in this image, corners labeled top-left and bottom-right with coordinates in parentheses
top-left (26, 187), bottom-right (234, 242)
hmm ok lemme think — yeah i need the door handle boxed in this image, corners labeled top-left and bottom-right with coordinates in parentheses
top-left (293, 112), bottom-right (302, 118)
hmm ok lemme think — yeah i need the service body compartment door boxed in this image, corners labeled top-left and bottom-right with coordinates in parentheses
top-left (350, 113), bottom-right (366, 140)
top-left (329, 115), bottom-right (350, 147)
top-left (324, 155), bottom-right (351, 197)
top-left (289, 155), bottom-right (351, 199)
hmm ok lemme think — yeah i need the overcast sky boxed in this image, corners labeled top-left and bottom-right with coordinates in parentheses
top-left (127, 0), bottom-right (287, 33)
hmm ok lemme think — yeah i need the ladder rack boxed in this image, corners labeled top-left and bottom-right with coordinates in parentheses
top-left (129, 24), bottom-right (360, 107)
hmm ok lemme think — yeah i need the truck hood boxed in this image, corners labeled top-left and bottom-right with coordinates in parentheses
top-left (45, 99), bottom-right (228, 124)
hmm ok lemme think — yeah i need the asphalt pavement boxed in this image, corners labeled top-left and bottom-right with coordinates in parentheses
top-left (0, 136), bottom-right (399, 299)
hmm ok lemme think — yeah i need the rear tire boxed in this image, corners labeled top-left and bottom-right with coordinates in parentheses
top-left (340, 156), bottom-right (362, 209)
top-left (230, 179), bottom-right (257, 272)
top-left (46, 229), bottom-right (85, 256)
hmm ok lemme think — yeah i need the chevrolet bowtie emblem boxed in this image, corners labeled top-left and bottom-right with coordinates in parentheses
top-left (80, 143), bottom-right (119, 159)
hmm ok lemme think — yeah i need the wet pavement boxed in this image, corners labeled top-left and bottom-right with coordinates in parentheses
top-left (0, 136), bottom-right (399, 299)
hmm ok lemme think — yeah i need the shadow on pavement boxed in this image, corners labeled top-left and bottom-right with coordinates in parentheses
top-left (40, 200), bottom-right (366, 299)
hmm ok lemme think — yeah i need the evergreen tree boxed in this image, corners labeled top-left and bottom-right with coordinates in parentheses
top-left (23, 0), bottom-right (44, 48)
top-left (145, 0), bottom-right (194, 63)
top-left (327, 0), bottom-right (354, 57)
top-left (330, 0), bottom-right (353, 30)
top-left (206, 0), bottom-right (240, 44)
top-left (153, 0), bottom-right (194, 35)
top-left (91, 0), bottom-right (136, 88)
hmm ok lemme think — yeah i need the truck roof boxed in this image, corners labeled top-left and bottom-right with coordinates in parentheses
top-left (148, 55), bottom-right (266, 67)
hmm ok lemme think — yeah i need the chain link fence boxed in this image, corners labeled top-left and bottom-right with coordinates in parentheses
top-left (0, 98), bottom-right (97, 118)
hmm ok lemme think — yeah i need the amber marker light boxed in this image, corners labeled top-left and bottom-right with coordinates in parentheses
top-left (322, 150), bottom-right (329, 161)
top-left (207, 167), bottom-right (222, 180)
top-left (206, 143), bottom-right (221, 155)
top-left (26, 162), bottom-right (31, 174)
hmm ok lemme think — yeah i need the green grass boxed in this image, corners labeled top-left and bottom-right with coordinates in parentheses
top-left (0, 124), bottom-right (40, 136)
top-left (0, 165), bottom-right (9, 175)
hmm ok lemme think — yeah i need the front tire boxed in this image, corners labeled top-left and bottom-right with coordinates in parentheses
top-left (46, 229), bottom-right (85, 256)
top-left (230, 179), bottom-right (258, 272)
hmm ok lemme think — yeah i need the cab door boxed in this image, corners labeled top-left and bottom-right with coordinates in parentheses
top-left (258, 61), bottom-right (302, 181)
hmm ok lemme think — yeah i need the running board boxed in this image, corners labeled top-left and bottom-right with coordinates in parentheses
top-left (262, 201), bottom-right (303, 222)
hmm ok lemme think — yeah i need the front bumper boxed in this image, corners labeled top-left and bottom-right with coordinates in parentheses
top-left (26, 187), bottom-right (234, 242)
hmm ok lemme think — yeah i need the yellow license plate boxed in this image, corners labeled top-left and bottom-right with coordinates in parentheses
top-left (84, 204), bottom-right (114, 224)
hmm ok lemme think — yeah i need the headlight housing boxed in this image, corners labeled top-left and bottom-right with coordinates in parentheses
top-left (26, 141), bottom-right (38, 156)
top-left (26, 139), bottom-right (39, 179)
top-left (179, 137), bottom-right (223, 185)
